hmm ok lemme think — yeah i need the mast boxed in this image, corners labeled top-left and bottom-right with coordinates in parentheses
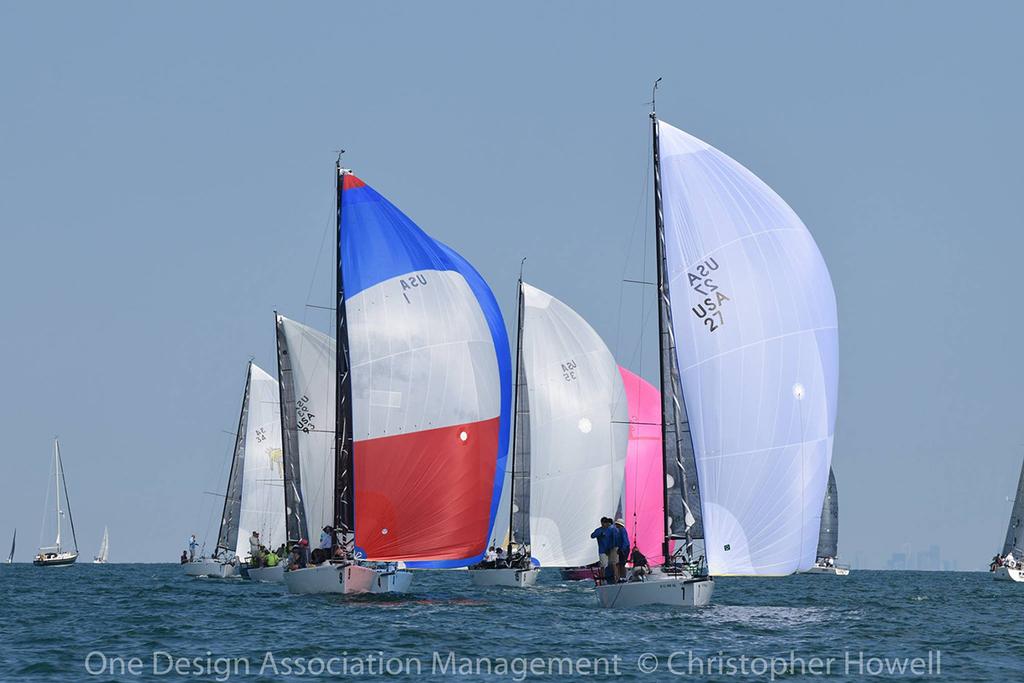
top-left (334, 159), bottom-right (356, 550)
top-left (53, 439), bottom-right (61, 549)
top-left (650, 91), bottom-right (673, 562)
top-left (56, 440), bottom-right (78, 554)
top-left (505, 261), bottom-right (527, 559)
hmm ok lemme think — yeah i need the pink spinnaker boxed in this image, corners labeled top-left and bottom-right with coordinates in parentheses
top-left (619, 367), bottom-right (669, 566)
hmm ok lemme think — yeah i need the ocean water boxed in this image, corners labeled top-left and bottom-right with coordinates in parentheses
top-left (0, 565), bottom-right (1019, 681)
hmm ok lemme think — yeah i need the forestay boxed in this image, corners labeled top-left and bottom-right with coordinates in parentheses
top-left (658, 119), bottom-right (839, 575)
top-left (339, 174), bottom-right (510, 565)
top-left (235, 364), bottom-right (286, 556)
top-left (519, 283), bottom-right (627, 567)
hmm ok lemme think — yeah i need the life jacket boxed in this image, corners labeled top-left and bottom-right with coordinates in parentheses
top-left (265, 553), bottom-right (279, 567)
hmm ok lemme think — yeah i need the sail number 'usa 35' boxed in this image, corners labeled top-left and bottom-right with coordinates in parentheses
top-left (688, 258), bottom-right (730, 333)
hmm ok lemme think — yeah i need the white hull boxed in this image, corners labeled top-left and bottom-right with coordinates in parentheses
top-left (183, 558), bottom-right (239, 579)
top-left (468, 567), bottom-right (540, 587)
top-left (595, 575), bottom-right (714, 608)
top-left (993, 566), bottom-right (1024, 582)
top-left (246, 564), bottom-right (285, 583)
top-left (284, 563), bottom-right (378, 595)
top-left (805, 565), bottom-right (850, 576)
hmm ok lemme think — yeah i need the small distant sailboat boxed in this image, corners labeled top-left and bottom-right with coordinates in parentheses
top-left (470, 278), bottom-right (627, 587)
top-left (992, 457), bottom-right (1024, 582)
top-left (185, 362), bottom-right (285, 579)
top-left (34, 439), bottom-right (79, 567)
top-left (805, 469), bottom-right (849, 575)
top-left (7, 529), bottom-right (15, 564)
top-left (93, 526), bottom-right (109, 564)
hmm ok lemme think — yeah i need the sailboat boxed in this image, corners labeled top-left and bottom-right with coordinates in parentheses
top-left (596, 91), bottom-right (838, 607)
top-left (469, 279), bottom-right (628, 587)
top-left (185, 362), bottom-right (285, 579)
top-left (992, 457), bottom-right (1024, 582)
top-left (805, 469), bottom-right (849, 575)
top-left (93, 526), bottom-right (109, 564)
top-left (34, 439), bottom-right (79, 567)
top-left (7, 529), bottom-right (15, 564)
top-left (280, 160), bottom-right (511, 595)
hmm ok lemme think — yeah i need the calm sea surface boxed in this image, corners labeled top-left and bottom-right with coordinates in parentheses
top-left (0, 565), bottom-right (1018, 681)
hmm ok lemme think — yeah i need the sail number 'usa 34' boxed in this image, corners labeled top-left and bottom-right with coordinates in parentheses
top-left (688, 258), bottom-right (730, 333)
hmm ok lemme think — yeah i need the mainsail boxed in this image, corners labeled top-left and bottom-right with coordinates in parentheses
top-left (215, 365), bottom-right (250, 558)
top-left (235, 364), bottom-right (286, 556)
top-left (1003, 458), bottom-right (1024, 558)
top-left (518, 283), bottom-right (627, 567)
top-left (7, 529), bottom-right (14, 563)
top-left (620, 367), bottom-right (669, 565)
top-left (816, 468), bottom-right (839, 559)
top-left (656, 119), bottom-right (839, 576)
top-left (275, 315), bottom-right (335, 545)
top-left (338, 172), bottom-right (511, 565)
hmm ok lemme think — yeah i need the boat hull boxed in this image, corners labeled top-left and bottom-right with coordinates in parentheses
top-left (369, 568), bottom-right (414, 593)
top-left (805, 565), bottom-right (850, 576)
top-left (468, 567), bottom-right (540, 587)
top-left (183, 559), bottom-right (239, 579)
top-left (595, 575), bottom-right (714, 608)
top-left (560, 566), bottom-right (600, 582)
top-left (33, 552), bottom-right (78, 567)
top-left (246, 565), bottom-right (285, 583)
top-left (993, 566), bottom-right (1024, 582)
top-left (284, 563), bottom-right (378, 595)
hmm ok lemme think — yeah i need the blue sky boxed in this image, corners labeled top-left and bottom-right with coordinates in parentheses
top-left (1, 2), bottom-right (1021, 566)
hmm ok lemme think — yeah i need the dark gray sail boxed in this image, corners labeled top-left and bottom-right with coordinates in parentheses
top-left (816, 468), bottom-right (839, 558)
top-left (215, 364), bottom-right (250, 557)
top-left (1002, 458), bottom-right (1024, 558)
top-left (8, 529), bottom-right (15, 563)
top-left (510, 365), bottom-right (531, 549)
top-left (275, 315), bottom-right (308, 546)
top-left (652, 114), bottom-right (704, 545)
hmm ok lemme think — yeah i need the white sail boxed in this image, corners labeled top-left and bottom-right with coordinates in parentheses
top-left (277, 316), bottom-right (336, 542)
top-left (235, 364), bottom-right (286, 558)
top-left (95, 527), bottom-right (109, 563)
top-left (658, 120), bottom-right (838, 576)
top-left (520, 283), bottom-right (628, 567)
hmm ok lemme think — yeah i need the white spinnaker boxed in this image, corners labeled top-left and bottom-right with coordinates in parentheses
top-left (235, 364), bottom-right (286, 557)
top-left (345, 270), bottom-right (500, 441)
top-left (521, 283), bottom-right (628, 567)
top-left (278, 317), bottom-right (336, 542)
top-left (658, 120), bottom-right (838, 576)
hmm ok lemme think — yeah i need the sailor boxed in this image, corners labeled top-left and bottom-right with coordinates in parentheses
top-left (319, 526), bottom-right (334, 550)
top-left (265, 548), bottom-right (279, 567)
top-left (495, 546), bottom-right (507, 564)
top-left (590, 518), bottom-right (613, 583)
top-left (288, 539), bottom-right (310, 571)
top-left (249, 531), bottom-right (261, 567)
top-left (188, 534), bottom-right (199, 561)
top-left (485, 546), bottom-right (498, 564)
top-left (180, 550), bottom-right (188, 565)
top-left (613, 519), bottom-right (630, 582)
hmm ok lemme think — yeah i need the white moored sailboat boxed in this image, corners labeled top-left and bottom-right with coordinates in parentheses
top-left (805, 469), bottom-right (849, 575)
top-left (470, 276), bottom-right (627, 587)
top-left (186, 362), bottom-right (285, 579)
top-left (34, 439), bottom-right (79, 567)
top-left (280, 159), bottom-right (510, 595)
top-left (991, 457), bottom-right (1024, 582)
top-left (93, 526), bottom-right (109, 564)
top-left (597, 87), bottom-right (839, 607)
